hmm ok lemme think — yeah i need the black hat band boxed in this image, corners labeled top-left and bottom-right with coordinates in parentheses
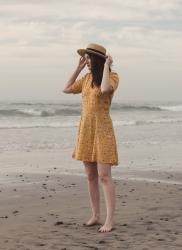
top-left (86, 48), bottom-right (105, 56)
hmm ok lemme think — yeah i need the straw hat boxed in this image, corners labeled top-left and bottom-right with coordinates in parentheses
top-left (77, 43), bottom-right (107, 58)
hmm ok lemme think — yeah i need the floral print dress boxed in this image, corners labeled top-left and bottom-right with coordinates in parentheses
top-left (69, 71), bottom-right (119, 166)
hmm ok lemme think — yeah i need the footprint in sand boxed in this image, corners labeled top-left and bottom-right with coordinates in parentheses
top-left (54, 221), bottom-right (64, 225)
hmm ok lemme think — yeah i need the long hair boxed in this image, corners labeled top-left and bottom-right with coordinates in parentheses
top-left (87, 52), bottom-right (111, 88)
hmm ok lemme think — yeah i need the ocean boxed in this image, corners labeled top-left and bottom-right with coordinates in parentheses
top-left (0, 100), bottom-right (182, 183)
top-left (1, 100), bottom-right (182, 130)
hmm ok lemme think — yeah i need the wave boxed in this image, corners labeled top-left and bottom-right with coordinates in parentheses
top-left (0, 122), bottom-right (79, 129)
top-left (112, 104), bottom-right (162, 111)
top-left (134, 118), bottom-right (182, 125)
top-left (112, 104), bottom-right (182, 112)
top-left (0, 108), bottom-right (81, 117)
top-left (0, 117), bottom-right (182, 129)
top-left (114, 118), bottom-right (182, 126)
top-left (158, 105), bottom-right (182, 112)
top-left (0, 103), bottom-right (182, 118)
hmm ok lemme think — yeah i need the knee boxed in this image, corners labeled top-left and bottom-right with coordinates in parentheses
top-left (99, 173), bottom-right (111, 184)
top-left (87, 173), bottom-right (98, 182)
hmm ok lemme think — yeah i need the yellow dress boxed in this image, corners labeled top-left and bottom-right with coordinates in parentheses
top-left (70, 71), bottom-right (119, 166)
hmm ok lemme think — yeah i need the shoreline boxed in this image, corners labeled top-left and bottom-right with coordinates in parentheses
top-left (0, 167), bottom-right (182, 186)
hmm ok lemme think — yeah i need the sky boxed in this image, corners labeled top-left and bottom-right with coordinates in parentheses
top-left (0, 0), bottom-right (182, 103)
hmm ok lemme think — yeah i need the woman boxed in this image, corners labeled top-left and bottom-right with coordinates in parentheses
top-left (63, 43), bottom-right (119, 233)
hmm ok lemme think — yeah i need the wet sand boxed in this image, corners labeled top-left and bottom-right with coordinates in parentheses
top-left (0, 171), bottom-right (181, 250)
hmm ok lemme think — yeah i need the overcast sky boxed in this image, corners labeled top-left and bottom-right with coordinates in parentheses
top-left (0, 0), bottom-right (182, 103)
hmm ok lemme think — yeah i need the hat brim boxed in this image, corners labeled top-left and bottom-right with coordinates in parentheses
top-left (77, 49), bottom-right (107, 59)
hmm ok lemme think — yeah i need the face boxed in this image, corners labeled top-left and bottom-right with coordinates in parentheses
top-left (84, 53), bottom-right (91, 71)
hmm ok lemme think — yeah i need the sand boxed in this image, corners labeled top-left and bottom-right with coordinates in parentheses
top-left (0, 170), bottom-right (182, 250)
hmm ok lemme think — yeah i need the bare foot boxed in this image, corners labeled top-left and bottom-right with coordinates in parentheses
top-left (83, 216), bottom-right (101, 226)
top-left (98, 222), bottom-right (114, 232)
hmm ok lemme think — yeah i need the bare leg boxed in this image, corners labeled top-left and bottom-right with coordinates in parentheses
top-left (97, 163), bottom-right (115, 232)
top-left (83, 161), bottom-right (101, 225)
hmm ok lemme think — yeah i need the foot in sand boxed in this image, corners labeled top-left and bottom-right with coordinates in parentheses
top-left (98, 221), bottom-right (114, 232)
top-left (84, 215), bottom-right (101, 226)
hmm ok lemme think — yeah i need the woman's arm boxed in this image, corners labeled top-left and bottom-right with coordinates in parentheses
top-left (62, 68), bottom-right (82, 93)
top-left (62, 57), bottom-right (86, 94)
top-left (100, 54), bottom-right (113, 94)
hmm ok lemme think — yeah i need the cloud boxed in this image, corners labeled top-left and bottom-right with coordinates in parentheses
top-left (0, 0), bottom-right (181, 97)
top-left (0, 0), bottom-right (182, 22)
top-left (1, 17), bottom-right (181, 68)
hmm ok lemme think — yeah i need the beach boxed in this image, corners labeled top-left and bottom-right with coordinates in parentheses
top-left (1, 0), bottom-right (182, 248)
top-left (0, 166), bottom-right (182, 249)
top-left (0, 101), bottom-right (182, 249)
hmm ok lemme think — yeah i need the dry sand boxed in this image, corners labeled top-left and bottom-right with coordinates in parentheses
top-left (0, 171), bottom-right (182, 250)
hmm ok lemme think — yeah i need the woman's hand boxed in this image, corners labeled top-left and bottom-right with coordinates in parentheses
top-left (77, 56), bottom-right (87, 71)
top-left (105, 54), bottom-right (113, 67)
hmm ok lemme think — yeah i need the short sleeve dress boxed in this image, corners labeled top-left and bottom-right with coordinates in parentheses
top-left (69, 71), bottom-right (119, 166)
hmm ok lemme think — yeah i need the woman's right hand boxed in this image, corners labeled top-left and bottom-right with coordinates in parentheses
top-left (77, 56), bottom-right (87, 71)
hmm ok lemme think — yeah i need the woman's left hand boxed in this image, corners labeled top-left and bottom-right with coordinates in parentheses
top-left (105, 54), bottom-right (113, 66)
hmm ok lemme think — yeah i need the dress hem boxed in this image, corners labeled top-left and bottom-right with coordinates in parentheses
top-left (72, 155), bottom-right (119, 166)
